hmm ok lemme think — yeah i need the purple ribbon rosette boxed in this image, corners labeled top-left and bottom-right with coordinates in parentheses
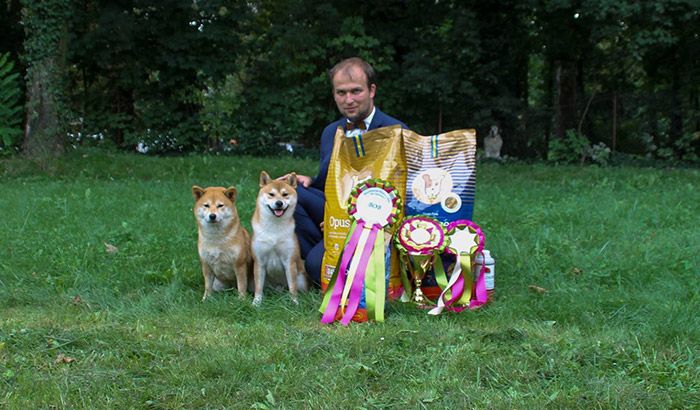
top-left (394, 215), bottom-right (447, 306)
top-left (428, 219), bottom-right (487, 315)
top-left (319, 179), bottom-right (401, 325)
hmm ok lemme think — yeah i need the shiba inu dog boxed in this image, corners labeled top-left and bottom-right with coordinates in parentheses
top-left (192, 185), bottom-right (253, 301)
top-left (251, 171), bottom-right (308, 305)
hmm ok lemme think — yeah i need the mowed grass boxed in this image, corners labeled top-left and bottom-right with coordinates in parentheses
top-left (1, 149), bottom-right (698, 409)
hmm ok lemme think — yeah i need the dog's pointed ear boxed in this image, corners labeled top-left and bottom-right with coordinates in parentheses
top-left (287, 172), bottom-right (298, 188)
top-left (224, 186), bottom-right (237, 203)
top-left (259, 171), bottom-right (271, 187)
top-left (192, 185), bottom-right (205, 200)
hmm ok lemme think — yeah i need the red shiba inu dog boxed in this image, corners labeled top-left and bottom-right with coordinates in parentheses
top-left (192, 185), bottom-right (253, 301)
top-left (251, 171), bottom-right (308, 305)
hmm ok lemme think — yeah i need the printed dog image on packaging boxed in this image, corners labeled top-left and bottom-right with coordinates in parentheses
top-left (321, 125), bottom-right (406, 298)
top-left (192, 185), bottom-right (253, 301)
top-left (413, 168), bottom-right (454, 205)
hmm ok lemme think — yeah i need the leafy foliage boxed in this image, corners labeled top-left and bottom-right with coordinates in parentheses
top-left (0, 52), bottom-right (23, 153)
top-left (548, 129), bottom-right (590, 164)
top-left (3, 0), bottom-right (699, 160)
top-left (66, 0), bottom-right (253, 152)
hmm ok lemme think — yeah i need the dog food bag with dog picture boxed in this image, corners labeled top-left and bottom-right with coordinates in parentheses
top-left (402, 128), bottom-right (477, 301)
top-left (322, 125), bottom-right (407, 306)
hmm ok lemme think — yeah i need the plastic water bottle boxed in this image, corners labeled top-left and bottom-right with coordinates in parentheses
top-left (474, 250), bottom-right (495, 302)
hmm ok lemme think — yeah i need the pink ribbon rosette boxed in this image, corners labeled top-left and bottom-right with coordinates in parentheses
top-left (394, 215), bottom-right (447, 306)
top-left (319, 179), bottom-right (401, 325)
top-left (428, 219), bottom-right (487, 315)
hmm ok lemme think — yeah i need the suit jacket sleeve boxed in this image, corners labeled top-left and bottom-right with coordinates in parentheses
top-left (310, 121), bottom-right (342, 191)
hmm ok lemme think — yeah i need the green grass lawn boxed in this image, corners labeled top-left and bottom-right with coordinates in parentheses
top-left (1, 149), bottom-right (699, 409)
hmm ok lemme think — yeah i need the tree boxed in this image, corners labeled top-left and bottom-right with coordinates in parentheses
top-left (67, 0), bottom-right (253, 152)
top-left (0, 52), bottom-right (23, 152)
top-left (20, 0), bottom-right (71, 158)
top-left (635, 0), bottom-right (700, 159)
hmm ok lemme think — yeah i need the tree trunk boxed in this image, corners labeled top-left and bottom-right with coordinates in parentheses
top-left (649, 92), bottom-right (660, 149)
top-left (544, 55), bottom-right (553, 151)
top-left (554, 60), bottom-right (578, 139)
top-left (612, 92), bottom-right (617, 152)
top-left (22, 57), bottom-right (64, 157)
top-left (112, 86), bottom-right (135, 147)
top-left (670, 69), bottom-right (683, 154)
top-left (20, 0), bottom-right (69, 159)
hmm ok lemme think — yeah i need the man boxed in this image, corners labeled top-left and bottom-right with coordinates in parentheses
top-left (284, 57), bottom-right (407, 285)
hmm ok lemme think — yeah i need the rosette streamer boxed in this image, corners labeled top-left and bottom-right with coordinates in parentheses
top-left (428, 220), bottom-right (487, 315)
top-left (320, 179), bottom-right (401, 325)
top-left (394, 216), bottom-right (447, 305)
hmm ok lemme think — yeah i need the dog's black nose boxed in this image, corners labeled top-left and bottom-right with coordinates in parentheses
top-left (208, 214), bottom-right (217, 221)
top-left (275, 200), bottom-right (283, 208)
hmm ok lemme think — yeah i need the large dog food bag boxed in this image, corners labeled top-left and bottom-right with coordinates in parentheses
top-left (402, 129), bottom-right (477, 299)
top-left (322, 125), bottom-right (406, 300)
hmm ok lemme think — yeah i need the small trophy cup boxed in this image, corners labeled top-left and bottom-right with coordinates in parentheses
top-left (395, 216), bottom-right (447, 306)
top-left (409, 255), bottom-right (433, 304)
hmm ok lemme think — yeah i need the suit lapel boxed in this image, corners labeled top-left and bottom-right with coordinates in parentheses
top-left (368, 108), bottom-right (384, 131)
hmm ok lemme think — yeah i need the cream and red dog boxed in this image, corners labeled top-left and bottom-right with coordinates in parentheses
top-left (251, 171), bottom-right (308, 305)
top-left (192, 185), bottom-right (253, 301)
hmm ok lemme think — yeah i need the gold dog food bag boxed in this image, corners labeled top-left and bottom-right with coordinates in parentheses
top-left (321, 125), bottom-right (406, 296)
top-left (402, 128), bottom-right (477, 300)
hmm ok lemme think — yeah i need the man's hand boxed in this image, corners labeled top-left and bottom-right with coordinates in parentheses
top-left (319, 221), bottom-right (324, 232)
top-left (278, 173), bottom-right (312, 188)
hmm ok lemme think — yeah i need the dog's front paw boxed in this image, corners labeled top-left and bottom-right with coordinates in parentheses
top-left (252, 295), bottom-right (263, 306)
top-left (291, 296), bottom-right (299, 305)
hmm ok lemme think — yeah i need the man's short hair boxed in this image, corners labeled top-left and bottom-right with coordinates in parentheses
top-left (329, 57), bottom-right (377, 88)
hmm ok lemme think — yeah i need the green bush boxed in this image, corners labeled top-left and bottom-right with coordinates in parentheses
top-left (675, 132), bottom-right (700, 163)
top-left (589, 141), bottom-right (612, 166)
top-left (200, 74), bottom-right (243, 151)
top-left (547, 129), bottom-right (590, 164)
top-left (0, 52), bottom-right (23, 154)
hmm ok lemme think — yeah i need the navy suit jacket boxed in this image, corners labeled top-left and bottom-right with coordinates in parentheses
top-left (310, 108), bottom-right (407, 191)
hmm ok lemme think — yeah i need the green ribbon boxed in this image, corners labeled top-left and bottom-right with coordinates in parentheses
top-left (364, 230), bottom-right (386, 321)
top-left (398, 253), bottom-right (413, 302)
top-left (434, 256), bottom-right (449, 298)
top-left (456, 253), bottom-right (474, 305)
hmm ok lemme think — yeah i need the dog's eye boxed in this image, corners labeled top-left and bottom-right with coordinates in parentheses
top-left (282, 192), bottom-right (289, 197)
top-left (217, 204), bottom-right (224, 208)
top-left (268, 193), bottom-right (275, 197)
top-left (203, 204), bottom-right (210, 208)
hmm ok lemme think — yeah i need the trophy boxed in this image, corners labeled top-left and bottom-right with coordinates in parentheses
top-left (395, 216), bottom-right (447, 305)
top-left (407, 254), bottom-right (433, 304)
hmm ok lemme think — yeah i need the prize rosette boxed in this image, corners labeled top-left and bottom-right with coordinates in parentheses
top-left (394, 215), bottom-right (447, 305)
top-left (428, 219), bottom-right (486, 315)
top-left (319, 179), bottom-right (401, 325)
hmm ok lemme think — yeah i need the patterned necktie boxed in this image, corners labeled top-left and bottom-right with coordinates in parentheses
top-left (346, 121), bottom-right (367, 131)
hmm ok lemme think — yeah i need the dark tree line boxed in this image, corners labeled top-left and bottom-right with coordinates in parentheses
top-left (1, 0), bottom-right (699, 162)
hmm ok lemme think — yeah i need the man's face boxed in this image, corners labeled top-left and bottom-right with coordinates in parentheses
top-left (332, 65), bottom-right (376, 122)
